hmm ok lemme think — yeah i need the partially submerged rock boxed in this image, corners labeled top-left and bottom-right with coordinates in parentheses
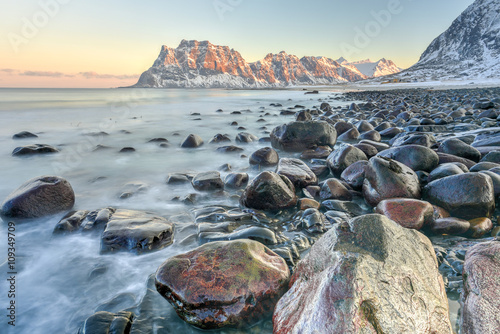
top-left (270, 121), bottom-right (337, 152)
top-left (240, 171), bottom-right (297, 211)
top-left (155, 239), bottom-right (290, 329)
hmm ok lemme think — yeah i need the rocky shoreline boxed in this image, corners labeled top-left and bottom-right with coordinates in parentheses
top-left (2, 87), bottom-right (500, 333)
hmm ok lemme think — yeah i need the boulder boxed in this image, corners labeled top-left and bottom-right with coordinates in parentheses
top-left (461, 241), bottom-right (500, 334)
top-left (270, 121), bottom-right (337, 152)
top-left (13, 131), bottom-right (38, 139)
top-left (224, 173), bottom-right (249, 189)
top-left (191, 171), bottom-right (224, 191)
top-left (249, 147), bottom-right (279, 166)
top-left (101, 209), bottom-right (174, 254)
top-left (235, 132), bottom-right (258, 143)
top-left (362, 157), bottom-right (421, 207)
top-left (467, 217), bottom-right (493, 238)
top-left (429, 217), bottom-right (470, 235)
top-left (1, 175), bottom-right (75, 219)
top-left (340, 160), bottom-right (368, 189)
top-left (375, 198), bottom-right (434, 230)
top-left (423, 173), bottom-right (495, 220)
top-left (79, 311), bottom-right (134, 334)
top-left (327, 144), bottom-right (368, 176)
top-left (427, 163), bottom-right (466, 183)
top-left (320, 178), bottom-right (352, 201)
top-left (299, 146), bottom-right (332, 159)
top-left (240, 172), bottom-right (297, 211)
top-left (155, 239), bottom-right (289, 329)
top-left (376, 145), bottom-right (439, 172)
top-left (438, 138), bottom-right (481, 162)
top-left (181, 134), bottom-right (204, 148)
top-left (276, 158), bottom-right (317, 188)
top-left (273, 214), bottom-right (452, 334)
top-left (12, 144), bottom-right (59, 156)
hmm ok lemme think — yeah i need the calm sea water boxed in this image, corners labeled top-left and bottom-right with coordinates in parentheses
top-left (0, 88), bottom-right (343, 334)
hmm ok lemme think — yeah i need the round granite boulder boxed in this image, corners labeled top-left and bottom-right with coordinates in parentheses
top-left (1, 175), bottom-right (75, 219)
top-left (240, 172), bottom-right (297, 211)
top-left (422, 173), bottom-right (495, 220)
top-left (155, 239), bottom-right (290, 329)
top-left (270, 121), bottom-right (337, 152)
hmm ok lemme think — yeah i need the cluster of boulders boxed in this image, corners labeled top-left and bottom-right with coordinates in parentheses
top-left (3, 88), bottom-right (500, 333)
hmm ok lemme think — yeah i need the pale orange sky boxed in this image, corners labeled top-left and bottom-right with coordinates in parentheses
top-left (0, 0), bottom-right (475, 88)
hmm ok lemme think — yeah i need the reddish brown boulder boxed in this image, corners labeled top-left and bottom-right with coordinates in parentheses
top-left (319, 178), bottom-right (352, 201)
top-left (375, 198), bottom-right (434, 230)
top-left (461, 241), bottom-right (500, 334)
top-left (429, 217), bottom-right (470, 235)
top-left (467, 217), bottom-right (493, 238)
top-left (155, 239), bottom-right (290, 329)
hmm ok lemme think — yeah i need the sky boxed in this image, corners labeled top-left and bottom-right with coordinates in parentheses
top-left (0, 0), bottom-right (476, 88)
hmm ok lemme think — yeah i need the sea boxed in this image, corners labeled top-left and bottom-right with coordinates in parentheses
top-left (0, 88), bottom-right (350, 334)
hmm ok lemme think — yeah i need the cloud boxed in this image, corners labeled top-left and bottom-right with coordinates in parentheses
top-left (0, 68), bottom-right (20, 75)
top-left (78, 71), bottom-right (138, 80)
top-left (21, 71), bottom-right (73, 78)
top-left (1, 69), bottom-right (138, 80)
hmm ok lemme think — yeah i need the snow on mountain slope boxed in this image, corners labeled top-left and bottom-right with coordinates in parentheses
top-left (133, 40), bottom-right (399, 88)
top-left (396, 0), bottom-right (500, 81)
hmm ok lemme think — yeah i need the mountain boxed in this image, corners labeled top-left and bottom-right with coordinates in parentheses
top-left (397, 0), bottom-right (500, 80)
top-left (132, 40), bottom-right (400, 88)
top-left (340, 59), bottom-right (402, 78)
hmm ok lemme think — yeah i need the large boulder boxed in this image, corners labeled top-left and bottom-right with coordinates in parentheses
top-left (362, 157), bottom-right (421, 207)
top-left (101, 209), bottom-right (174, 254)
top-left (240, 171), bottom-right (297, 211)
top-left (155, 239), bottom-right (290, 329)
top-left (376, 144), bottom-right (439, 172)
top-left (273, 214), bottom-right (452, 333)
top-left (1, 175), bottom-right (75, 219)
top-left (270, 121), bottom-right (337, 152)
top-left (276, 158), bottom-right (317, 189)
top-left (422, 173), bottom-right (495, 220)
top-left (327, 144), bottom-right (368, 177)
top-left (461, 241), bottom-right (500, 334)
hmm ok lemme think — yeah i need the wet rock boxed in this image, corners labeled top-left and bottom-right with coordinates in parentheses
top-left (423, 173), bottom-right (495, 220)
top-left (437, 152), bottom-right (476, 169)
top-left (224, 173), bottom-right (249, 189)
top-left (209, 134), bottom-right (231, 143)
top-left (101, 209), bottom-right (174, 254)
top-left (166, 172), bottom-right (194, 185)
top-left (79, 311), bottom-right (134, 334)
top-left (427, 163), bottom-right (466, 182)
top-left (358, 129), bottom-right (381, 142)
top-left (296, 208), bottom-right (327, 233)
top-left (356, 120), bottom-right (374, 133)
top-left (390, 133), bottom-right (436, 147)
top-left (295, 110), bottom-right (312, 121)
top-left (461, 241), bottom-right (500, 334)
top-left (340, 160), bottom-right (367, 189)
top-left (1, 175), bottom-right (75, 219)
top-left (276, 158), bottom-right (317, 188)
top-left (198, 225), bottom-right (278, 246)
top-left (119, 147), bottom-right (135, 153)
top-left (353, 143), bottom-right (378, 159)
top-left (147, 137), bottom-right (168, 143)
top-left (362, 157), bottom-right (421, 207)
top-left (299, 146), bottom-right (332, 159)
top-left (469, 161), bottom-right (500, 172)
top-left (235, 132), bottom-right (258, 143)
top-left (249, 147), bottom-right (279, 166)
top-left (327, 144), bottom-right (368, 176)
top-left (438, 138), bottom-right (481, 162)
top-left (377, 144), bottom-right (439, 172)
top-left (53, 210), bottom-right (90, 234)
top-left (240, 171), bottom-right (297, 211)
top-left (467, 217), bottom-right (493, 238)
top-left (320, 178), bottom-right (352, 201)
top-left (337, 127), bottom-right (360, 141)
top-left (191, 171), bottom-right (224, 191)
top-left (181, 134), bottom-right (204, 148)
top-left (379, 127), bottom-right (402, 138)
top-left (334, 121), bottom-right (355, 136)
top-left (12, 144), bottom-right (59, 156)
top-left (375, 198), bottom-right (434, 230)
top-left (155, 239), bottom-right (289, 329)
top-left (273, 214), bottom-right (452, 334)
top-left (216, 145), bottom-right (244, 153)
top-left (429, 217), bottom-right (470, 235)
top-left (270, 121), bottom-right (337, 152)
top-left (13, 131), bottom-right (38, 139)
top-left (478, 170), bottom-right (500, 197)
top-left (320, 200), bottom-right (368, 216)
top-left (297, 198), bottom-right (320, 210)
top-left (481, 151), bottom-right (500, 163)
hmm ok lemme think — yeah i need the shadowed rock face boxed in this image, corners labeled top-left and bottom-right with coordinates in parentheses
top-left (461, 240), bottom-right (500, 334)
top-left (240, 171), bottom-right (297, 211)
top-left (155, 239), bottom-right (290, 329)
top-left (422, 173), bottom-right (495, 220)
top-left (270, 121), bottom-right (337, 152)
top-left (273, 214), bottom-right (452, 334)
top-left (1, 175), bottom-right (74, 219)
